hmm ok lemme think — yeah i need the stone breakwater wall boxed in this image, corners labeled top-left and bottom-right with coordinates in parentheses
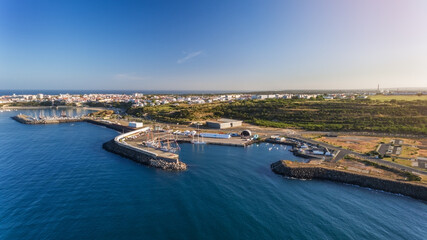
top-left (12, 115), bottom-right (135, 133)
top-left (11, 115), bottom-right (33, 124)
top-left (84, 119), bottom-right (134, 133)
top-left (103, 140), bottom-right (186, 171)
top-left (104, 127), bottom-right (186, 171)
top-left (12, 115), bottom-right (82, 124)
top-left (271, 160), bottom-right (427, 201)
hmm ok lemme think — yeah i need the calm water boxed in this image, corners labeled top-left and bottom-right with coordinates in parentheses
top-left (0, 110), bottom-right (426, 240)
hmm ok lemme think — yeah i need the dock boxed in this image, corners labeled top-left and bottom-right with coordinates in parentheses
top-left (104, 127), bottom-right (185, 170)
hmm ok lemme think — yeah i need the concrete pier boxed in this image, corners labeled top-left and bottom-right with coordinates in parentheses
top-left (104, 127), bottom-right (186, 171)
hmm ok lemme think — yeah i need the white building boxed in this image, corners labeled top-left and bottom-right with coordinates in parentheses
top-left (128, 122), bottom-right (143, 128)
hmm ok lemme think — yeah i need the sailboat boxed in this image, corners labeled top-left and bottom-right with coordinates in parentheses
top-left (192, 123), bottom-right (206, 145)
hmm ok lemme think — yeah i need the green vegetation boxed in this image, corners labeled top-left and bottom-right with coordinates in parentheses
top-left (85, 101), bottom-right (132, 109)
top-left (128, 98), bottom-right (427, 135)
top-left (88, 110), bottom-right (115, 118)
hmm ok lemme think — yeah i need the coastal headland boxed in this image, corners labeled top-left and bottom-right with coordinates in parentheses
top-left (271, 160), bottom-right (427, 201)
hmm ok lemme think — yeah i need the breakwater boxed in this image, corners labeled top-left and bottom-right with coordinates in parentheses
top-left (12, 114), bottom-right (135, 133)
top-left (12, 114), bottom-right (82, 124)
top-left (103, 140), bottom-right (186, 170)
top-left (271, 160), bottom-right (427, 201)
top-left (84, 119), bottom-right (134, 133)
top-left (103, 128), bottom-right (186, 171)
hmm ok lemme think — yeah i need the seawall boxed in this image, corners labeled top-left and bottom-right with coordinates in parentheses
top-left (11, 115), bottom-right (82, 124)
top-left (103, 140), bottom-right (186, 171)
top-left (271, 160), bottom-right (427, 201)
top-left (12, 114), bottom-right (136, 133)
top-left (84, 119), bottom-right (134, 133)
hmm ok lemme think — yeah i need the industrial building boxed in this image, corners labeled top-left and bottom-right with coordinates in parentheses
top-left (206, 118), bottom-right (243, 129)
top-left (128, 122), bottom-right (143, 128)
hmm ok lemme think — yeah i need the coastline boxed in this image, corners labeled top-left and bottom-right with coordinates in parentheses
top-left (271, 160), bottom-right (427, 201)
top-left (2, 105), bottom-right (107, 111)
top-left (9, 112), bottom-right (427, 195)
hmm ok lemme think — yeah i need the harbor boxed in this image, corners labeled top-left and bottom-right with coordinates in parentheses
top-left (7, 109), bottom-right (427, 201)
top-left (8, 112), bottom-right (353, 166)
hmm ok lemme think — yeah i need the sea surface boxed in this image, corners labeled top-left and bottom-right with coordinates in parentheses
top-left (0, 109), bottom-right (426, 240)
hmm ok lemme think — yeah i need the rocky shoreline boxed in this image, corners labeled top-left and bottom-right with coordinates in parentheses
top-left (11, 115), bottom-right (82, 124)
top-left (271, 160), bottom-right (427, 201)
top-left (103, 140), bottom-right (187, 171)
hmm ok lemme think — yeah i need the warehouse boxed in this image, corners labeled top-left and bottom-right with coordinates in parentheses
top-left (206, 118), bottom-right (243, 129)
top-left (128, 122), bottom-right (143, 128)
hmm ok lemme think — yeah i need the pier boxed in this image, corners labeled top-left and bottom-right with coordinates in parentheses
top-left (103, 127), bottom-right (186, 170)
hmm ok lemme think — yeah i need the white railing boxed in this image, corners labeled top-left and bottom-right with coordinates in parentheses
top-left (113, 127), bottom-right (158, 158)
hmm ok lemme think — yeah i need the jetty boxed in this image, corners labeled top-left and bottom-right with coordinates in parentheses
top-left (12, 114), bottom-right (82, 124)
top-left (103, 127), bottom-right (186, 171)
top-left (271, 160), bottom-right (427, 201)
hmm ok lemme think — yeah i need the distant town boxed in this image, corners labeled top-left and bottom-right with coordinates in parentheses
top-left (1, 89), bottom-right (425, 107)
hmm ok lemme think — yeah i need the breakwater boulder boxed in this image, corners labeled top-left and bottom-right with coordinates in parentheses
top-left (12, 115), bottom-right (34, 124)
top-left (103, 140), bottom-right (186, 171)
top-left (271, 160), bottom-right (427, 201)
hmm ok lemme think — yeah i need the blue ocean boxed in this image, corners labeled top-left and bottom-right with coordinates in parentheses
top-left (0, 109), bottom-right (426, 239)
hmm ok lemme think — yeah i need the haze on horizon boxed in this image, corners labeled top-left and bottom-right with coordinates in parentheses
top-left (0, 0), bottom-right (426, 91)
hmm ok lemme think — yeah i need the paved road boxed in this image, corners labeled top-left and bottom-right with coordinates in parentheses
top-left (300, 130), bottom-right (426, 139)
top-left (350, 152), bottom-right (427, 176)
top-left (289, 134), bottom-right (427, 176)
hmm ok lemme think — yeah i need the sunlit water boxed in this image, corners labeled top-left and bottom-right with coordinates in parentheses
top-left (0, 109), bottom-right (426, 239)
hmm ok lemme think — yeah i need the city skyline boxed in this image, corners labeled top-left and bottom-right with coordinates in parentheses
top-left (1, 0), bottom-right (426, 91)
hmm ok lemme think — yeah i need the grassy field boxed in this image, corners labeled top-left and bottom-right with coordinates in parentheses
top-left (369, 95), bottom-right (427, 101)
top-left (399, 146), bottom-right (419, 159)
top-left (383, 157), bottom-right (414, 167)
top-left (315, 135), bottom-right (380, 153)
top-left (127, 98), bottom-right (427, 135)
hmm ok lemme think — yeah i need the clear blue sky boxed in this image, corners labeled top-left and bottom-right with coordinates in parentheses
top-left (1, 0), bottom-right (426, 91)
